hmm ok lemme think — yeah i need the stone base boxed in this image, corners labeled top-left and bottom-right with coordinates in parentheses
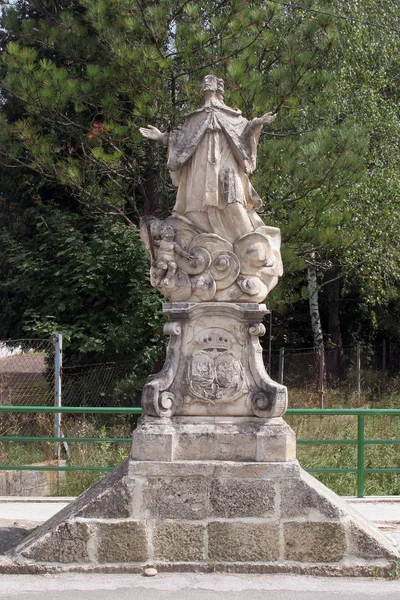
top-left (131, 416), bottom-right (296, 462)
top-left (6, 457), bottom-right (398, 574)
top-left (0, 460), bottom-right (66, 496)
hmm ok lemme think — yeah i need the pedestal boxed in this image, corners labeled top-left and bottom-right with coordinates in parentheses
top-left (5, 303), bottom-right (399, 575)
top-left (131, 416), bottom-right (296, 462)
top-left (7, 412), bottom-right (398, 575)
top-left (142, 302), bottom-right (287, 418)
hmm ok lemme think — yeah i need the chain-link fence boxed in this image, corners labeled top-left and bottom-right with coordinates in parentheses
top-left (0, 338), bottom-right (57, 482)
top-left (0, 338), bottom-right (55, 438)
top-left (0, 339), bottom-right (54, 407)
top-left (1, 334), bottom-right (399, 495)
top-left (62, 359), bottom-right (138, 407)
top-left (268, 342), bottom-right (400, 406)
top-left (60, 359), bottom-right (138, 482)
top-left (0, 337), bottom-right (137, 493)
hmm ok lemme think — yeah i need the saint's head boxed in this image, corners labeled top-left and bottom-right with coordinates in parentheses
top-left (200, 75), bottom-right (225, 101)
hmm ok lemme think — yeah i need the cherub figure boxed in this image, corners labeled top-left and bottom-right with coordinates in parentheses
top-left (151, 223), bottom-right (179, 286)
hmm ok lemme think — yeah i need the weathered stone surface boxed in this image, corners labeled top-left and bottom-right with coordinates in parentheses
top-left (96, 521), bottom-right (148, 563)
top-left (349, 521), bottom-right (399, 560)
top-left (16, 460), bottom-right (132, 555)
top-left (177, 427), bottom-right (258, 461)
top-left (210, 478), bottom-right (275, 518)
top-left (208, 522), bottom-right (279, 562)
top-left (131, 431), bottom-right (175, 462)
top-left (7, 456), bottom-right (399, 571)
top-left (132, 416), bottom-right (294, 462)
top-left (75, 477), bottom-right (134, 519)
top-left (154, 523), bottom-right (205, 561)
top-left (284, 522), bottom-right (347, 563)
top-left (21, 522), bottom-right (90, 563)
top-left (256, 420), bottom-right (296, 462)
top-left (139, 75), bottom-right (282, 304)
top-left (0, 461), bottom-right (65, 497)
top-left (140, 304), bottom-right (287, 419)
top-left (280, 474), bottom-right (345, 520)
top-left (1, 558), bottom-right (397, 577)
top-left (128, 458), bottom-right (301, 480)
top-left (143, 477), bottom-right (210, 520)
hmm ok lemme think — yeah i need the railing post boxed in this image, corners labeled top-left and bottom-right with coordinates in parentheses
top-left (278, 347), bottom-right (284, 384)
top-left (357, 413), bottom-right (365, 498)
top-left (54, 333), bottom-right (62, 460)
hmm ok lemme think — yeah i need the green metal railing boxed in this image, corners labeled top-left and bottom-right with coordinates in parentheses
top-left (287, 408), bottom-right (400, 497)
top-left (0, 406), bottom-right (399, 497)
top-left (0, 406), bottom-right (141, 473)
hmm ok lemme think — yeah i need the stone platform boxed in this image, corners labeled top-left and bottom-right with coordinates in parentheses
top-left (6, 417), bottom-right (399, 575)
top-left (131, 416), bottom-right (295, 462)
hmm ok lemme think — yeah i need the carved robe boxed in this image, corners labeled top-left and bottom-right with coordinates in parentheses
top-left (166, 101), bottom-right (264, 216)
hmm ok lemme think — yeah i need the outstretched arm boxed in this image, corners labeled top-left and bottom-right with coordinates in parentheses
top-left (139, 125), bottom-right (168, 143)
top-left (250, 112), bottom-right (277, 128)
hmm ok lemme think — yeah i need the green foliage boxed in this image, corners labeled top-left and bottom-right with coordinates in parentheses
top-left (59, 419), bottom-right (131, 496)
top-left (0, 0), bottom-right (367, 217)
top-left (331, 0), bottom-right (400, 311)
top-left (266, 1), bottom-right (400, 345)
top-left (0, 0), bottom-right (398, 354)
top-left (387, 558), bottom-right (400, 580)
top-left (0, 198), bottom-right (164, 374)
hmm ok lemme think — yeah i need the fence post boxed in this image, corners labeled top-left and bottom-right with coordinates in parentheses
top-left (356, 342), bottom-right (361, 394)
top-left (318, 347), bottom-right (325, 409)
top-left (357, 413), bottom-right (365, 498)
top-left (278, 347), bottom-right (284, 384)
top-left (381, 339), bottom-right (386, 397)
top-left (54, 333), bottom-right (62, 460)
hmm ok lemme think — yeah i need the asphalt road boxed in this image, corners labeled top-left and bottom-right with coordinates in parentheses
top-left (1, 573), bottom-right (400, 600)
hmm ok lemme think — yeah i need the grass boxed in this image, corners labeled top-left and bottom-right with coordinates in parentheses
top-left (58, 417), bottom-right (131, 496)
top-left (0, 411), bottom-right (55, 466)
top-left (286, 390), bottom-right (400, 496)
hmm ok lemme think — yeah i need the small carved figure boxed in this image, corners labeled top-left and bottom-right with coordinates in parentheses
top-left (150, 220), bottom-right (202, 287)
top-left (151, 223), bottom-right (178, 286)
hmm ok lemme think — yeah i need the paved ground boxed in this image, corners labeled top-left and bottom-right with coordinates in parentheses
top-left (1, 572), bottom-right (400, 599)
top-left (0, 497), bottom-right (72, 554)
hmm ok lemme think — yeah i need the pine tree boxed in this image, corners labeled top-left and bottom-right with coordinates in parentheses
top-left (1, 0), bottom-right (397, 360)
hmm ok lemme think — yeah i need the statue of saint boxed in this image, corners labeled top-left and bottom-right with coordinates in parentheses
top-left (139, 74), bottom-right (276, 243)
top-left (139, 74), bottom-right (282, 303)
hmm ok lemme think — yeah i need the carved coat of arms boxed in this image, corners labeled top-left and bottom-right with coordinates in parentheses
top-left (188, 328), bottom-right (245, 403)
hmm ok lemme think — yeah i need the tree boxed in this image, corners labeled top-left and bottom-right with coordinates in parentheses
top-left (0, 0), bottom-right (366, 213)
top-left (263, 1), bottom-right (400, 355)
top-left (310, 0), bottom-right (400, 353)
top-left (1, 0), bottom-right (397, 364)
top-left (335, 0), bottom-right (400, 337)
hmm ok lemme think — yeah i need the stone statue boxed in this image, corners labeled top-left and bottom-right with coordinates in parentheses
top-left (140, 74), bottom-right (283, 303)
top-left (138, 75), bottom-right (288, 420)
